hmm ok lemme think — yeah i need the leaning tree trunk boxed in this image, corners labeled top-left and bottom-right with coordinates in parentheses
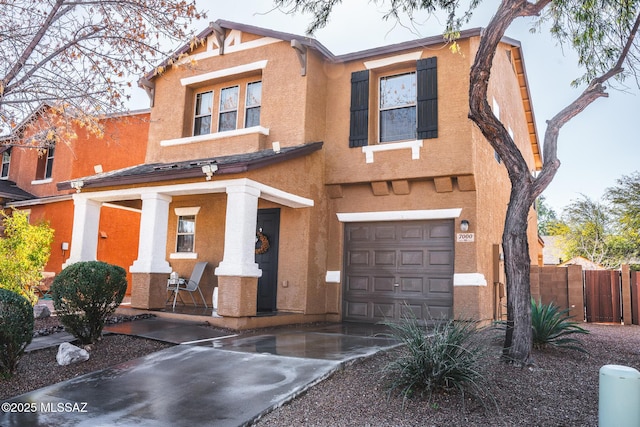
top-left (501, 180), bottom-right (534, 364)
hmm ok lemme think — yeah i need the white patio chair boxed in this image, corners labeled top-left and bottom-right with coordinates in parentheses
top-left (166, 261), bottom-right (209, 310)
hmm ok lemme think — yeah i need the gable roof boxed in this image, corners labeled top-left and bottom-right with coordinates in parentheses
top-left (57, 141), bottom-right (323, 191)
top-left (143, 20), bottom-right (541, 169)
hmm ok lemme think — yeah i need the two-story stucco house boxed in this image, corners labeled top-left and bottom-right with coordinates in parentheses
top-left (57, 20), bottom-right (542, 329)
top-left (2, 107), bottom-right (150, 292)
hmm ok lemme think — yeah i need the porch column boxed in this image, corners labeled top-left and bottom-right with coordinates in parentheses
top-left (63, 196), bottom-right (102, 268)
top-left (130, 192), bottom-right (172, 309)
top-left (215, 184), bottom-right (262, 317)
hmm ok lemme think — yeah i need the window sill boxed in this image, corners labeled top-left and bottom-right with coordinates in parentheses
top-left (31, 178), bottom-right (53, 185)
top-left (160, 126), bottom-right (270, 147)
top-left (169, 252), bottom-right (198, 260)
top-left (362, 140), bottom-right (423, 164)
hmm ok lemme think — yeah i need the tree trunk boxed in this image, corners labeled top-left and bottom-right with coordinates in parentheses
top-left (501, 181), bottom-right (534, 364)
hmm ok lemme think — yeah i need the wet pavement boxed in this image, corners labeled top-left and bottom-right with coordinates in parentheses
top-left (2, 319), bottom-right (399, 427)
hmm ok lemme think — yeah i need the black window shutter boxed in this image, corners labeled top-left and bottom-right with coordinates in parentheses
top-left (417, 57), bottom-right (438, 139)
top-left (349, 70), bottom-right (369, 147)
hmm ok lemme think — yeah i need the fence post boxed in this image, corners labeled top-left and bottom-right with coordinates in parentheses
top-left (621, 264), bottom-right (632, 325)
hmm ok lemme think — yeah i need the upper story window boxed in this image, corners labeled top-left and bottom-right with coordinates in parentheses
top-left (194, 91), bottom-right (213, 136)
top-left (35, 145), bottom-right (55, 180)
top-left (245, 81), bottom-right (262, 128)
top-left (379, 72), bottom-right (417, 142)
top-left (1, 149), bottom-right (10, 179)
top-left (190, 79), bottom-right (263, 137)
top-left (349, 57), bottom-right (438, 148)
top-left (218, 86), bottom-right (239, 132)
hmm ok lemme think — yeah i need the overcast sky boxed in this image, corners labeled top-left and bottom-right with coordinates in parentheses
top-left (131, 1), bottom-right (639, 214)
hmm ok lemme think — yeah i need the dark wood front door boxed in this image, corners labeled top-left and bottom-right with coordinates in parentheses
top-left (256, 208), bottom-right (280, 312)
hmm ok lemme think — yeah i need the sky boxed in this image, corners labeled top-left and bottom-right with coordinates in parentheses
top-left (130, 0), bottom-right (640, 214)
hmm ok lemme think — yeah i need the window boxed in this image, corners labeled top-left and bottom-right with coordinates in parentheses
top-left (35, 145), bottom-right (55, 180)
top-left (218, 86), bottom-right (239, 132)
top-left (349, 57), bottom-right (438, 148)
top-left (245, 81), bottom-right (262, 128)
top-left (194, 91), bottom-right (213, 136)
top-left (176, 215), bottom-right (196, 253)
top-left (379, 72), bottom-right (417, 142)
top-left (1, 150), bottom-right (10, 179)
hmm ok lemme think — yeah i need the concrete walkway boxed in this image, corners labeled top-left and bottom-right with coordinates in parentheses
top-left (2, 319), bottom-right (398, 427)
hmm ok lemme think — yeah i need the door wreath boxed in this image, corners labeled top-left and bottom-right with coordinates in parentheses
top-left (255, 231), bottom-right (270, 254)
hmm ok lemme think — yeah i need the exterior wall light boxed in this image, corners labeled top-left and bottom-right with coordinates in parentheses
top-left (460, 219), bottom-right (470, 232)
top-left (70, 180), bottom-right (84, 193)
top-left (201, 164), bottom-right (218, 180)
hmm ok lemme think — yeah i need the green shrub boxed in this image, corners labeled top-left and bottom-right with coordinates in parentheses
top-left (381, 311), bottom-right (494, 409)
top-left (531, 298), bottom-right (589, 352)
top-left (51, 261), bottom-right (127, 345)
top-left (0, 289), bottom-right (34, 377)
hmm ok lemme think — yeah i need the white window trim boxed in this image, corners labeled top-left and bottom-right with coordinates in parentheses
top-left (172, 206), bottom-right (200, 257)
top-left (180, 60), bottom-right (268, 86)
top-left (336, 208), bottom-right (462, 223)
top-left (160, 126), bottom-right (270, 147)
top-left (244, 81), bottom-right (262, 128)
top-left (31, 178), bottom-right (53, 185)
top-left (362, 139), bottom-right (422, 164)
top-left (378, 71), bottom-right (417, 144)
top-left (364, 51), bottom-right (423, 70)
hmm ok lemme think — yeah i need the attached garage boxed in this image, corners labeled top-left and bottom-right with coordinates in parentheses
top-left (343, 220), bottom-right (455, 323)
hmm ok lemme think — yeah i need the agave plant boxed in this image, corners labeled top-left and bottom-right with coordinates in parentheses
top-left (381, 310), bottom-right (495, 409)
top-left (531, 299), bottom-right (589, 352)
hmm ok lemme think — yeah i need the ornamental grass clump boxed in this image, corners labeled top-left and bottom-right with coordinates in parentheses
top-left (51, 261), bottom-right (127, 345)
top-left (0, 289), bottom-right (34, 378)
top-left (531, 298), bottom-right (589, 352)
top-left (381, 311), bottom-right (495, 409)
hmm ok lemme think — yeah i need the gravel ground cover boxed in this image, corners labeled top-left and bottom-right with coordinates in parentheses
top-left (2, 317), bottom-right (639, 426)
top-left (257, 323), bottom-right (640, 427)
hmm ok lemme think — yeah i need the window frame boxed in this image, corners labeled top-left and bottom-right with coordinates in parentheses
top-left (244, 80), bottom-right (262, 128)
top-left (1, 149), bottom-right (10, 179)
top-left (193, 90), bottom-right (214, 136)
top-left (44, 146), bottom-right (55, 179)
top-left (218, 85), bottom-right (240, 132)
top-left (377, 71), bottom-right (417, 143)
top-left (176, 214), bottom-right (196, 254)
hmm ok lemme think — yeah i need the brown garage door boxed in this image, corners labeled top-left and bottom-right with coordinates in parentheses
top-left (343, 220), bottom-right (454, 323)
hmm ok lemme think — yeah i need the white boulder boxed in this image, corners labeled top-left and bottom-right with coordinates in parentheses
top-left (56, 342), bottom-right (90, 366)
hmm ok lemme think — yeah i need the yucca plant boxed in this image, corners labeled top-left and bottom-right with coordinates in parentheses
top-left (531, 298), bottom-right (589, 352)
top-left (381, 310), bottom-right (494, 409)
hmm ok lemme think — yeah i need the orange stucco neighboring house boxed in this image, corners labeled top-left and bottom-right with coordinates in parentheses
top-left (1, 107), bottom-right (150, 293)
top-left (57, 20), bottom-right (542, 328)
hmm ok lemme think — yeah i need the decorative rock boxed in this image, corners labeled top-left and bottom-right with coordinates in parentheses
top-left (56, 342), bottom-right (90, 366)
top-left (33, 304), bottom-right (51, 319)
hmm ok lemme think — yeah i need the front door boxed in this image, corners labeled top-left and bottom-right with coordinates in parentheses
top-left (256, 208), bottom-right (280, 312)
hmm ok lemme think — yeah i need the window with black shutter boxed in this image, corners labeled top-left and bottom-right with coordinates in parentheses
top-left (416, 57), bottom-right (438, 139)
top-left (349, 70), bottom-right (369, 147)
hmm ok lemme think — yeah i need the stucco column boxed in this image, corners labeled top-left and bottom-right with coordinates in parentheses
top-left (215, 184), bottom-right (262, 317)
top-left (63, 196), bottom-right (102, 268)
top-left (130, 192), bottom-right (172, 274)
top-left (215, 184), bottom-right (262, 278)
top-left (129, 193), bottom-right (172, 310)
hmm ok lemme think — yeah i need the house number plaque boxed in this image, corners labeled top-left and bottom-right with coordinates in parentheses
top-left (457, 233), bottom-right (475, 243)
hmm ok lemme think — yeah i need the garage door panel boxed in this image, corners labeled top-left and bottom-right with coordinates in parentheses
top-left (374, 250), bottom-right (396, 266)
top-left (428, 250), bottom-right (453, 266)
top-left (429, 277), bottom-right (453, 293)
top-left (400, 250), bottom-right (424, 267)
top-left (400, 277), bottom-right (423, 293)
top-left (347, 250), bottom-right (370, 267)
top-left (374, 225), bottom-right (397, 241)
top-left (344, 220), bottom-right (454, 324)
top-left (346, 275), bottom-right (369, 292)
